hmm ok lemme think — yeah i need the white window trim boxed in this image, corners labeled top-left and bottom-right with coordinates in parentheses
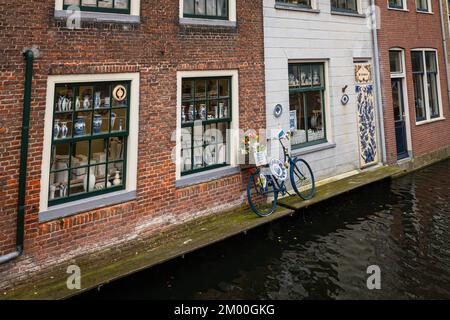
top-left (412, 48), bottom-right (445, 124)
top-left (389, 48), bottom-right (413, 154)
top-left (179, 0), bottom-right (237, 22)
top-left (55, 0), bottom-right (141, 16)
top-left (387, 0), bottom-right (408, 11)
top-left (175, 70), bottom-right (239, 181)
top-left (286, 59), bottom-right (333, 149)
top-left (39, 72), bottom-right (140, 213)
top-left (416, 0), bottom-right (433, 13)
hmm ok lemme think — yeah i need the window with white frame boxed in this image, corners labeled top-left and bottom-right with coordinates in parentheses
top-left (388, 0), bottom-right (405, 10)
top-left (177, 70), bottom-right (239, 180)
top-left (416, 0), bottom-right (431, 12)
top-left (40, 73), bottom-right (139, 215)
top-left (181, 0), bottom-right (236, 21)
top-left (331, 0), bottom-right (358, 13)
top-left (56, 0), bottom-right (140, 16)
top-left (411, 50), bottom-right (442, 122)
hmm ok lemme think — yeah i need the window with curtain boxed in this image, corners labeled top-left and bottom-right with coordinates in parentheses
top-left (331, 0), bottom-right (358, 13)
top-left (63, 0), bottom-right (130, 14)
top-left (276, 0), bottom-right (312, 8)
top-left (183, 0), bottom-right (229, 19)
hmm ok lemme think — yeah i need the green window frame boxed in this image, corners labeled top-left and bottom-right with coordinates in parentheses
top-left (63, 0), bottom-right (131, 14)
top-left (288, 63), bottom-right (327, 149)
top-left (416, 0), bottom-right (429, 12)
top-left (388, 0), bottom-right (404, 9)
top-left (275, 0), bottom-right (312, 8)
top-left (183, 0), bottom-right (229, 20)
top-left (49, 81), bottom-right (130, 206)
top-left (180, 77), bottom-right (232, 176)
top-left (331, 0), bottom-right (358, 13)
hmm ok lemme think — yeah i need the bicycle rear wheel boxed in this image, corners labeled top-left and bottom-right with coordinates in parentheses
top-left (247, 170), bottom-right (278, 217)
top-left (290, 158), bottom-right (315, 200)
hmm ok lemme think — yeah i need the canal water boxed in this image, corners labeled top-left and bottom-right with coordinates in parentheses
top-left (78, 160), bottom-right (450, 300)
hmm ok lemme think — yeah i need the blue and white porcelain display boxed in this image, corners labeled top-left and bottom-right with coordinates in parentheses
top-left (60, 122), bottom-right (68, 138)
top-left (356, 85), bottom-right (378, 168)
top-left (53, 122), bottom-right (60, 139)
top-left (75, 96), bottom-right (81, 110)
top-left (200, 104), bottom-right (207, 120)
top-left (93, 114), bottom-right (102, 134)
top-left (94, 92), bottom-right (101, 109)
top-left (83, 95), bottom-right (90, 110)
top-left (74, 117), bottom-right (86, 136)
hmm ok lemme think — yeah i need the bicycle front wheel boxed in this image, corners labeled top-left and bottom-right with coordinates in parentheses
top-left (290, 158), bottom-right (315, 200)
top-left (247, 170), bottom-right (278, 217)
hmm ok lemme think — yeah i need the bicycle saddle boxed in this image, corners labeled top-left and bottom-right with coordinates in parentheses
top-left (269, 158), bottom-right (288, 181)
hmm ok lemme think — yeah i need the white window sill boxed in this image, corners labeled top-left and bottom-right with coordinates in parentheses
top-left (416, 10), bottom-right (433, 15)
top-left (274, 4), bottom-right (320, 14)
top-left (176, 166), bottom-right (240, 188)
top-left (291, 142), bottom-right (336, 157)
top-left (39, 190), bottom-right (137, 222)
top-left (388, 7), bottom-right (409, 12)
top-left (179, 17), bottom-right (237, 28)
top-left (330, 10), bottom-right (366, 18)
top-left (54, 10), bottom-right (140, 24)
top-left (415, 117), bottom-right (446, 126)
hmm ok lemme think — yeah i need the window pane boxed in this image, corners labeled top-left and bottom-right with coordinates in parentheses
top-left (182, 79), bottom-right (194, 101)
top-left (195, 0), bottom-right (206, 15)
top-left (114, 0), bottom-right (129, 9)
top-left (184, 0), bottom-right (194, 14)
top-left (290, 92), bottom-right (307, 145)
top-left (413, 74), bottom-right (426, 121)
top-left (300, 65), bottom-right (312, 87)
top-left (425, 51), bottom-right (437, 72)
top-left (391, 78), bottom-right (404, 121)
top-left (312, 64), bottom-right (323, 86)
top-left (305, 91), bottom-right (325, 142)
top-left (219, 78), bottom-right (230, 97)
top-left (412, 51), bottom-right (424, 72)
top-left (64, 0), bottom-right (80, 6)
top-left (195, 80), bottom-right (206, 100)
top-left (332, 0), bottom-right (357, 11)
top-left (428, 72), bottom-right (440, 118)
top-left (206, 0), bottom-right (217, 16)
top-left (277, 0), bottom-right (311, 7)
top-left (111, 108), bottom-right (127, 132)
top-left (416, 0), bottom-right (428, 11)
top-left (81, 0), bottom-right (96, 7)
top-left (389, 0), bottom-right (404, 8)
top-left (288, 64), bottom-right (300, 88)
top-left (98, 0), bottom-right (113, 8)
top-left (217, 0), bottom-right (228, 16)
top-left (389, 50), bottom-right (402, 73)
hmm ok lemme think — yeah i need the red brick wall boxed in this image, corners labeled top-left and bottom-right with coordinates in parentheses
top-left (0, 0), bottom-right (265, 286)
top-left (376, 0), bottom-right (450, 164)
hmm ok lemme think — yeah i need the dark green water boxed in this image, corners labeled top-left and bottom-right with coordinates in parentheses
top-left (78, 160), bottom-right (450, 300)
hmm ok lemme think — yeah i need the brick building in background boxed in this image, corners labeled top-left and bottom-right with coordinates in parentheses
top-left (377, 0), bottom-right (450, 164)
top-left (0, 0), bottom-right (265, 288)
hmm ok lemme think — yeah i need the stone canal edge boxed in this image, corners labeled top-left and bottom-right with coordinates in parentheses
top-left (2, 150), bottom-right (448, 300)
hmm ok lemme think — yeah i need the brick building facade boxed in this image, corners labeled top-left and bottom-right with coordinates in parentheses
top-left (376, 0), bottom-right (450, 164)
top-left (0, 0), bottom-right (265, 289)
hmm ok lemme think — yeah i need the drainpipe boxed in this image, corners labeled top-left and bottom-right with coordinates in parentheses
top-left (370, 0), bottom-right (387, 164)
top-left (439, 0), bottom-right (450, 108)
top-left (0, 46), bottom-right (39, 265)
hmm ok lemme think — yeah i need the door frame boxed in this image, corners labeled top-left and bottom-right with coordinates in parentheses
top-left (390, 48), bottom-right (412, 160)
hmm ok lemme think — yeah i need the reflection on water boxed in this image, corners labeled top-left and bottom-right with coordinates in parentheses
top-left (78, 160), bottom-right (450, 300)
